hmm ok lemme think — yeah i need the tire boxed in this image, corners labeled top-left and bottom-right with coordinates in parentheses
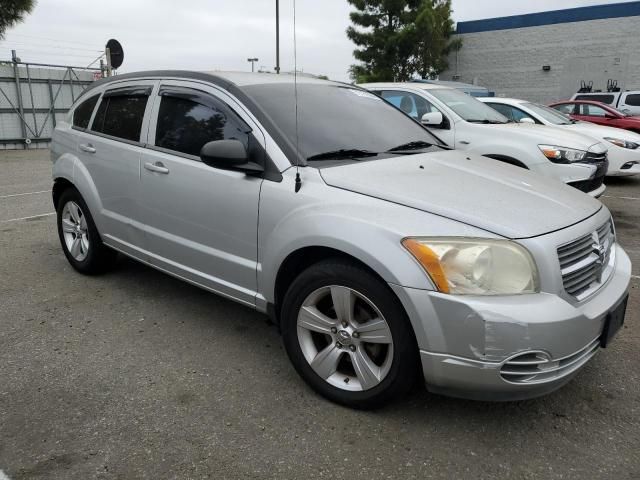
top-left (56, 188), bottom-right (116, 274)
top-left (281, 259), bottom-right (419, 409)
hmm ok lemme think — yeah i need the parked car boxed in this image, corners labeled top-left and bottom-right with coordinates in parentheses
top-left (550, 100), bottom-right (640, 133)
top-left (52, 71), bottom-right (630, 407)
top-left (481, 97), bottom-right (640, 177)
top-left (571, 91), bottom-right (640, 116)
top-left (360, 82), bottom-right (609, 197)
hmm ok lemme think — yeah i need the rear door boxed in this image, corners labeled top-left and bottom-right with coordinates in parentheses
top-left (77, 81), bottom-right (156, 256)
top-left (576, 103), bottom-right (614, 126)
top-left (138, 80), bottom-right (264, 306)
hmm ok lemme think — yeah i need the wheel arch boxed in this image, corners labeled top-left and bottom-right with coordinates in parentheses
top-left (272, 246), bottom-right (393, 325)
top-left (52, 177), bottom-right (75, 209)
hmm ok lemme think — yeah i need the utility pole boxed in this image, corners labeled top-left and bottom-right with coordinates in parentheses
top-left (247, 58), bottom-right (259, 73)
top-left (105, 47), bottom-right (112, 77)
top-left (275, 0), bottom-right (280, 74)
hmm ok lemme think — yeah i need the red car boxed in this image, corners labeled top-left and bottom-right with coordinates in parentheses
top-left (549, 100), bottom-right (640, 133)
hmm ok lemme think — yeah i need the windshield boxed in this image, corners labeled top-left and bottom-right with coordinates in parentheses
top-left (241, 83), bottom-right (444, 165)
top-left (524, 103), bottom-right (572, 125)
top-left (428, 88), bottom-right (509, 123)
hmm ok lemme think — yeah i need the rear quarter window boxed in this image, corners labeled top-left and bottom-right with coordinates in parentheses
top-left (72, 94), bottom-right (100, 129)
top-left (623, 94), bottom-right (640, 107)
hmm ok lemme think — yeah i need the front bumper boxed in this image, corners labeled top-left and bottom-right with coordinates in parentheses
top-left (606, 146), bottom-right (640, 176)
top-left (391, 244), bottom-right (631, 401)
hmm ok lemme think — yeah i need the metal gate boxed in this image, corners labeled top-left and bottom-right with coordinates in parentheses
top-left (0, 54), bottom-right (100, 150)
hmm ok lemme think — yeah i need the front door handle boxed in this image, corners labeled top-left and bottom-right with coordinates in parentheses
top-left (144, 161), bottom-right (170, 174)
top-left (459, 140), bottom-right (471, 145)
top-left (79, 143), bottom-right (96, 154)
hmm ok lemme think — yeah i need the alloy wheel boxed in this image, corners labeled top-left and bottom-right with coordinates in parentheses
top-left (296, 285), bottom-right (394, 392)
top-left (61, 201), bottom-right (90, 262)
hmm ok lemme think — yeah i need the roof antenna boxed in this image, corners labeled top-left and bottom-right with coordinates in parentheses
top-left (293, 0), bottom-right (302, 193)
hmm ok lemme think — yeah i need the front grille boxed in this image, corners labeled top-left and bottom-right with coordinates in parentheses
top-left (500, 338), bottom-right (600, 384)
top-left (569, 152), bottom-right (608, 193)
top-left (557, 220), bottom-right (614, 299)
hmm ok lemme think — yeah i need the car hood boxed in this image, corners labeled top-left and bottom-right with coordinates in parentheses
top-left (564, 122), bottom-right (640, 143)
top-left (479, 122), bottom-right (604, 151)
top-left (320, 150), bottom-right (602, 239)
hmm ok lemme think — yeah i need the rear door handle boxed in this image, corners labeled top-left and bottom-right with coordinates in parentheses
top-left (144, 161), bottom-right (170, 174)
top-left (79, 143), bottom-right (96, 153)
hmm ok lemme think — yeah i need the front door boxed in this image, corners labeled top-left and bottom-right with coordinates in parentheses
top-left (378, 90), bottom-right (455, 147)
top-left (139, 81), bottom-right (263, 306)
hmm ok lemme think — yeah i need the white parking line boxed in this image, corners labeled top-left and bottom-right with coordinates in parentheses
top-left (0, 190), bottom-right (49, 199)
top-left (602, 195), bottom-right (640, 201)
top-left (0, 212), bottom-right (55, 223)
top-left (0, 469), bottom-right (12, 480)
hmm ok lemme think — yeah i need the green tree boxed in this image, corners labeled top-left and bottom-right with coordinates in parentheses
top-left (413, 0), bottom-right (461, 79)
top-left (0, 0), bottom-right (36, 40)
top-left (347, 0), bottom-right (460, 82)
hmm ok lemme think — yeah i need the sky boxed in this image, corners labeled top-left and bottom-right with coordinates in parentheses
top-left (0, 0), bottom-right (636, 81)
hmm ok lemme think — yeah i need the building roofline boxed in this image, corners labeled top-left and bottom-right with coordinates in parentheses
top-left (456, 1), bottom-right (640, 34)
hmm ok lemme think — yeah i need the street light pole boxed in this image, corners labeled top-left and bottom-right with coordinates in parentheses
top-left (275, 0), bottom-right (280, 74)
top-left (247, 58), bottom-right (259, 72)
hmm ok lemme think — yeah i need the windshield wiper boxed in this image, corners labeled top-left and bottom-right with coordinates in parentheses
top-left (307, 149), bottom-right (379, 162)
top-left (386, 141), bottom-right (434, 152)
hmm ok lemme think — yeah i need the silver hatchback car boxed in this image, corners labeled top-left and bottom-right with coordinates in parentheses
top-left (51, 71), bottom-right (631, 408)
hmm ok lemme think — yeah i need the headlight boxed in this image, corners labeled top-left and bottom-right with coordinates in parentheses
top-left (604, 137), bottom-right (639, 149)
top-left (402, 238), bottom-right (539, 295)
top-left (539, 145), bottom-right (587, 163)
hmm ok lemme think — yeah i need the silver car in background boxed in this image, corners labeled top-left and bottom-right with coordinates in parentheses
top-left (51, 71), bottom-right (631, 407)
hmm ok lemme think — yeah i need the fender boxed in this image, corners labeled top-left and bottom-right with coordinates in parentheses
top-left (256, 170), bottom-right (496, 305)
top-left (52, 151), bottom-right (106, 234)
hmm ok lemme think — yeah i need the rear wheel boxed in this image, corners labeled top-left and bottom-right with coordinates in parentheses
top-left (281, 259), bottom-right (419, 408)
top-left (56, 188), bottom-right (116, 274)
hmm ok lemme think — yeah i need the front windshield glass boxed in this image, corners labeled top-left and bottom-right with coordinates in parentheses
top-left (241, 83), bottom-right (444, 165)
top-left (524, 103), bottom-right (572, 125)
top-left (428, 88), bottom-right (509, 123)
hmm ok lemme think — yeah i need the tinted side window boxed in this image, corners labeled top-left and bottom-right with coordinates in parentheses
top-left (155, 94), bottom-right (248, 157)
top-left (487, 103), bottom-right (514, 121)
top-left (381, 90), bottom-right (437, 120)
top-left (575, 94), bottom-right (614, 104)
top-left (72, 94), bottom-right (100, 129)
top-left (91, 95), bottom-right (149, 142)
top-left (623, 94), bottom-right (640, 106)
top-left (553, 104), bottom-right (575, 115)
top-left (510, 107), bottom-right (536, 122)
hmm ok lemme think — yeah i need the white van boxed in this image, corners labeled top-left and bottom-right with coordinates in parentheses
top-left (360, 83), bottom-right (609, 197)
top-left (571, 91), bottom-right (640, 116)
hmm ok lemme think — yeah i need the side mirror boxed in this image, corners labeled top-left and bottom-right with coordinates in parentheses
top-left (200, 139), bottom-right (264, 174)
top-left (421, 111), bottom-right (443, 126)
top-left (519, 117), bottom-right (535, 124)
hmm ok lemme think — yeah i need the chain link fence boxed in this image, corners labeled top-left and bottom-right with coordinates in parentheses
top-left (0, 56), bottom-right (101, 150)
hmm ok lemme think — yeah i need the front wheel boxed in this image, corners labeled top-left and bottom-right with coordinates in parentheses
top-left (281, 259), bottom-right (419, 409)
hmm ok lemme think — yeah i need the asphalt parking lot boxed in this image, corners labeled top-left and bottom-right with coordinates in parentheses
top-left (0, 149), bottom-right (639, 480)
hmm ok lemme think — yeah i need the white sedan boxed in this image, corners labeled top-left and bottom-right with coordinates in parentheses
top-left (480, 97), bottom-right (640, 177)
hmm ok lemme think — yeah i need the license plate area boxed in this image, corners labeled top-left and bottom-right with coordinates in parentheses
top-left (601, 294), bottom-right (628, 348)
